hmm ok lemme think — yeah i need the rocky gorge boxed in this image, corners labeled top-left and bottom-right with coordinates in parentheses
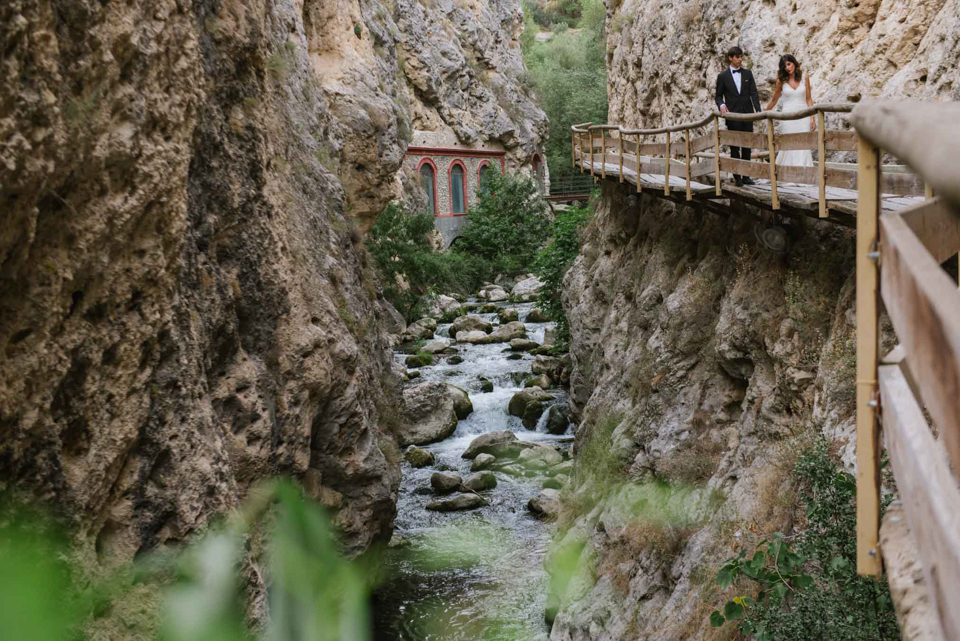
top-left (545, 0), bottom-right (959, 639)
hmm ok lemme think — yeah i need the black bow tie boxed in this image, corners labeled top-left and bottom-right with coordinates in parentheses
top-left (732, 69), bottom-right (742, 74)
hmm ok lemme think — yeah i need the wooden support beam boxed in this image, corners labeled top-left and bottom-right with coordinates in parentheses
top-left (590, 131), bottom-right (595, 177)
top-left (818, 111), bottom-right (827, 218)
top-left (855, 134), bottom-right (882, 577)
top-left (619, 133), bottom-right (624, 183)
top-left (571, 132), bottom-right (576, 168)
top-left (664, 131), bottom-right (671, 196)
top-left (714, 116), bottom-right (721, 196)
top-left (684, 131), bottom-right (692, 201)
top-left (879, 364), bottom-right (960, 640)
top-left (899, 197), bottom-right (960, 264)
top-left (767, 118), bottom-right (780, 210)
top-left (925, 184), bottom-right (934, 200)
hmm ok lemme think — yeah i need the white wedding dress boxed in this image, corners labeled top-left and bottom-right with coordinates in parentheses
top-left (775, 82), bottom-right (814, 167)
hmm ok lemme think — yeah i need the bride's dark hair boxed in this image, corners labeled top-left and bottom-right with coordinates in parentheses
top-left (778, 54), bottom-right (802, 82)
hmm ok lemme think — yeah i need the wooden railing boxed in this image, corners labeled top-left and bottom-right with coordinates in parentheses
top-left (852, 100), bottom-right (960, 639)
top-left (571, 103), bottom-right (928, 218)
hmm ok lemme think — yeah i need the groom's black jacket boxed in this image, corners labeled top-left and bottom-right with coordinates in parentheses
top-left (716, 67), bottom-right (761, 131)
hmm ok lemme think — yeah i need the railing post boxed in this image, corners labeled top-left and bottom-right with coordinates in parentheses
top-left (636, 134), bottom-right (641, 194)
top-left (855, 133), bottom-right (882, 578)
top-left (601, 130), bottom-right (606, 179)
top-left (571, 131), bottom-right (576, 169)
top-left (818, 110), bottom-right (827, 218)
top-left (664, 131), bottom-right (671, 196)
top-left (714, 116), bottom-right (721, 196)
top-left (589, 130), bottom-right (595, 178)
top-left (619, 132), bottom-right (624, 183)
top-left (767, 117), bottom-right (780, 209)
top-left (684, 129), bottom-right (692, 201)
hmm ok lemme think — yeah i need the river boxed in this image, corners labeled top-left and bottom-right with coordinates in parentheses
top-left (372, 301), bottom-right (571, 640)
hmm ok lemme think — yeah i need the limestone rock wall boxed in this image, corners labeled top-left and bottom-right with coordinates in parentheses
top-left (0, 0), bottom-right (420, 569)
top-left (605, 0), bottom-right (959, 129)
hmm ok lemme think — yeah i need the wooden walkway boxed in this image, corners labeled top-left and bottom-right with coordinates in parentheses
top-left (572, 104), bottom-right (930, 229)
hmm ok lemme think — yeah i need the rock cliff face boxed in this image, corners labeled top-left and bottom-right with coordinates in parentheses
top-left (1, 0), bottom-right (541, 574)
top-left (605, 0), bottom-right (959, 127)
top-left (547, 1), bottom-right (956, 637)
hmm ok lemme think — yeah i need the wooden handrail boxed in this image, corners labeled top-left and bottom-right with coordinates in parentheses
top-left (851, 100), bottom-right (960, 209)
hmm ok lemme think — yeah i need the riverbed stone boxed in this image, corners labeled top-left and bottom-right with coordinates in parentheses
top-left (431, 471), bottom-right (463, 494)
top-left (423, 294), bottom-right (461, 319)
top-left (548, 460), bottom-right (574, 476)
top-left (426, 494), bottom-right (485, 511)
top-left (404, 353), bottom-right (433, 368)
top-left (462, 430), bottom-right (535, 459)
top-left (422, 338), bottom-right (451, 354)
top-left (554, 474), bottom-right (570, 486)
top-left (471, 453), bottom-right (497, 471)
top-left (396, 382), bottom-right (460, 447)
top-left (403, 446), bottom-right (435, 468)
top-left (480, 303), bottom-right (498, 314)
top-left (401, 317), bottom-right (438, 342)
top-left (530, 345), bottom-right (555, 356)
top-left (451, 315), bottom-right (493, 338)
top-left (456, 330), bottom-right (488, 344)
top-left (510, 338), bottom-right (539, 351)
top-left (506, 353), bottom-right (524, 361)
top-left (518, 444), bottom-right (563, 469)
top-left (487, 321), bottom-right (527, 343)
top-left (480, 286), bottom-right (509, 302)
top-left (447, 355), bottom-right (464, 365)
top-left (531, 355), bottom-right (561, 377)
top-left (446, 384), bottom-right (474, 420)
top-left (528, 489), bottom-right (561, 519)
top-left (464, 471), bottom-right (497, 492)
top-left (512, 276), bottom-right (544, 301)
top-left (543, 477), bottom-right (562, 490)
top-left (524, 308), bottom-right (551, 323)
top-left (498, 308), bottom-right (519, 323)
top-left (478, 377), bottom-right (494, 393)
top-left (407, 369), bottom-right (421, 380)
top-left (508, 387), bottom-right (553, 418)
top-left (524, 374), bottom-right (552, 389)
top-left (545, 405), bottom-right (570, 435)
top-left (521, 400), bottom-right (545, 429)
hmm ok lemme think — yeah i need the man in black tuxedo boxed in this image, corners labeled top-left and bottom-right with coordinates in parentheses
top-left (715, 46), bottom-right (762, 186)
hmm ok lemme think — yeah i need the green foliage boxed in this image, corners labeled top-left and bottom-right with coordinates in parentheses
top-left (522, 0), bottom-right (608, 181)
top-left (367, 202), bottom-right (492, 320)
top-left (534, 204), bottom-right (591, 345)
top-left (709, 439), bottom-right (899, 640)
top-left (454, 169), bottom-right (552, 275)
top-left (1, 482), bottom-right (371, 641)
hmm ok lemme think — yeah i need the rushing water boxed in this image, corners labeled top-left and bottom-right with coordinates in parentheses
top-left (373, 302), bottom-right (572, 641)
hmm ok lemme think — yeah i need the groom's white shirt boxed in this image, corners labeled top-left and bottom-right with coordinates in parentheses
top-left (729, 66), bottom-right (742, 94)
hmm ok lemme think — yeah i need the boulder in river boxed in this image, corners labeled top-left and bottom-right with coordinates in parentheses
top-left (508, 387), bottom-right (553, 419)
top-left (512, 275), bottom-right (544, 301)
top-left (422, 338), bottom-right (451, 354)
top-left (451, 315), bottom-right (494, 339)
top-left (471, 453), bottom-right (496, 471)
top-left (480, 303), bottom-right (498, 314)
top-left (548, 460), bottom-right (574, 476)
top-left (528, 489), bottom-right (561, 519)
top-left (446, 384), bottom-right (474, 420)
top-left (426, 494), bottom-right (485, 511)
top-left (544, 404), bottom-right (570, 435)
top-left (510, 338), bottom-right (539, 352)
top-left (480, 286), bottom-right (509, 302)
top-left (431, 472), bottom-right (463, 494)
top-left (423, 294), bottom-right (461, 319)
top-left (462, 430), bottom-right (535, 459)
top-left (522, 400), bottom-right (545, 429)
top-left (447, 355), bottom-right (464, 365)
top-left (405, 352), bottom-right (433, 368)
top-left (524, 308), bottom-right (551, 323)
top-left (497, 308), bottom-right (519, 323)
top-left (401, 317), bottom-right (438, 342)
top-left (554, 473), bottom-right (570, 486)
top-left (531, 355), bottom-right (561, 377)
top-left (395, 382), bottom-right (460, 447)
top-left (487, 321), bottom-right (527, 343)
top-left (407, 369), bottom-right (421, 380)
top-left (543, 477), bottom-right (562, 490)
top-left (518, 444), bottom-right (563, 469)
top-left (464, 471), bottom-right (497, 492)
top-left (506, 353), bottom-right (524, 361)
top-left (524, 374), bottom-right (552, 389)
top-left (530, 345), bottom-right (555, 356)
top-left (404, 446), bottom-right (435, 468)
top-left (478, 377), bottom-right (494, 393)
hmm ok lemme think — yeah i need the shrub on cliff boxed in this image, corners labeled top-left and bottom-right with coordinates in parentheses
top-left (454, 169), bottom-right (552, 275)
top-left (534, 203), bottom-right (591, 345)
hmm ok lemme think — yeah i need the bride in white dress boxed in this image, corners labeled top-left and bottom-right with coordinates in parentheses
top-left (765, 54), bottom-right (815, 167)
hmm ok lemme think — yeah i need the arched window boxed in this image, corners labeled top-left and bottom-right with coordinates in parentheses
top-left (450, 161), bottom-right (467, 214)
top-left (478, 162), bottom-right (494, 196)
top-left (418, 159), bottom-right (437, 215)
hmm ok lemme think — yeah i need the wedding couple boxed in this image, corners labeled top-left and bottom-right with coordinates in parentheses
top-left (715, 46), bottom-right (815, 187)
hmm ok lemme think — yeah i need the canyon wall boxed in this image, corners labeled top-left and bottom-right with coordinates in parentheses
top-left (0, 0), bottom-right (542, 584)
top-left (548, 0), bottom-right (957, 638)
